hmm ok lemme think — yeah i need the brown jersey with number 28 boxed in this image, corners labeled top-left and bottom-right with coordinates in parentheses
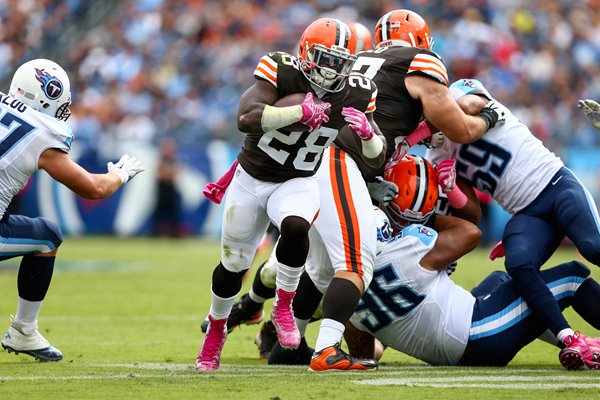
top-left (237, 51), bottom-right (377, 183)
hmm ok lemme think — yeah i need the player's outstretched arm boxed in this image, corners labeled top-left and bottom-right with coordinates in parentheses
top-left (406, 76), bottom-right (502, 144)
top-left (39, 149), bottom-right (144, 199)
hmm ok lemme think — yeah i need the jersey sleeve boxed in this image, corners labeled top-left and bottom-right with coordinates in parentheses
top-left (397, 224), bottom-right (439, 278)
top-left (253, 52), bottom-right (280, 87)
top-left (407, 50), bottom-right (449, 86)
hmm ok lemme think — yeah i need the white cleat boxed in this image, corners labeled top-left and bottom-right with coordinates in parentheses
top-left (2, 318), bottom-right (63, 362)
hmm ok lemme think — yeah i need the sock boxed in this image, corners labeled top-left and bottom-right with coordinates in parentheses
top-left (557, 328), bottom-right (575, 344)
top-left (212, 263), bottom-right (246, 298)
top-left (17, 255), bottom-right (55, 301)
top-left (314, 318), bottom-right (345, 352)
top-left (248, 288), bottom-right (268, 304)
top-left (274, 255), bottom-right (304, 292)
top-left (321, 277), bottom-right (362, 324)
top-left (292, 271), bottom-right (323, 322)
top-left (253, 262), bottom-right (276, 300)
top-left (14, 297), bottom-right (43, 325)
top-left (572, 278), bottom-right (600, 329)
top-left (295, 317), bottom-right (311, 337)
top-left (538, 329), bottom-right (560, 347)
top-left (209, 290), bottom-right (238, 320)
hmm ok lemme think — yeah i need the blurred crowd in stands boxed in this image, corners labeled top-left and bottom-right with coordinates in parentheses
top-left (2, 0), bottom-right (600, 158)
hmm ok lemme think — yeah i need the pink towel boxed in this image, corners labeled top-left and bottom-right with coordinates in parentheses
top-left (203, 160), bottom-right (239, 204)
top-left (489, 241), bottom-right (505, 261)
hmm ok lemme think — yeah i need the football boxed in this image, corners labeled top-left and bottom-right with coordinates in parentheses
top-left (273, 93), bottom-right (329, 132)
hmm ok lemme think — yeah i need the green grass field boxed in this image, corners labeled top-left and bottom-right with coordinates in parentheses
top-left (0, 237), bottom-right (598, 400)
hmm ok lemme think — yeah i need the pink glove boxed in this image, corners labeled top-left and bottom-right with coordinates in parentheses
top-left (489, 241), bottom-right (505, 261)
top-left (341, 107), bottom-right (374, 140)
top-left (436, 159), bottom-right (457, 193)
top-left (203, 160), bottom-right (239, 204)
top-left (299, 92), bottom-right (330, 131)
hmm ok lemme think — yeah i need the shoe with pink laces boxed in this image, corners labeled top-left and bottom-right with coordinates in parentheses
top-left (195, 316), bottom-right (227, 371)
top-left (559, 332), bottom-right (600, 370)
top-left (270, 289), bottom-right (300, 349)
top-left (580, 334), bottom-right (600, 370)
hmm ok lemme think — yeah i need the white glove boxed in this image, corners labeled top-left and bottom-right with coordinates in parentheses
top-left (578, 99), bottom-right (600, 130)
top-left (368, 176), bottom-right (399, 206)
top-left (107, 154), bottom-right (145, 184)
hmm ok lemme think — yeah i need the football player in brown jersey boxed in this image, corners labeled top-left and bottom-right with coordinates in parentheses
top-left (196, 18), bottom-right (384, 371)
top-left (351, 9), bottom-right (505, 179)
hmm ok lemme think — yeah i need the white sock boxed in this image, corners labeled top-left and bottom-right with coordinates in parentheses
top-left (538, 329), bottom-right (560, 347)
top-left (295, 317), bottom-right (311, 337)
top-left (274, 255), bottom-right (304, 292)
top-left (14, 297), bottom-right (42, 325)
top-left (557, 328), bottom-right (575, 343)
top-left (248, 288), bottom-right (267, 304)
top-left (314, 318), bottom-right (345, 352)
top-left (209, 290), bottom-right (238, 320)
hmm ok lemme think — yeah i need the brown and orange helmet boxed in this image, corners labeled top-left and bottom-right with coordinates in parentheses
top-left (298, 18), bottom-right (356, 92)
top-left (383, 155), bottom-right (439, 231)
top-left (375, 9), bottom-right (434, 50)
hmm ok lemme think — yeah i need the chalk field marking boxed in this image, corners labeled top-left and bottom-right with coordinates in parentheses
top-left (354, 378), bottom-right (600, 390)
top-left (2, 364), bottom-right (598, 387)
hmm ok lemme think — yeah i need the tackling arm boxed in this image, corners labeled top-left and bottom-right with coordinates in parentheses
top-left (39, 149), bottom-right (144, 199)
top-left (405, 76), bottom-right (493, 144)
top-left (420, 214), bottom-right (481, 271)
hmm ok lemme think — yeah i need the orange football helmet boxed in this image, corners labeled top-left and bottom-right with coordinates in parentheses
top-left (298, 18), bottom-right (356, 92)
top-left (375, 9), bottom-right (433, 50)
top-left (383, 155), bottom-right (438, 231)
top-left (348, 22), bottom-right (374, 54)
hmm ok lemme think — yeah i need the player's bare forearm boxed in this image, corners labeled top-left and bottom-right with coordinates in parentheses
top-left (39, 149), bottom-right (123, 199)
top-left (236, 80), bottom-right (279, 133)
top-left (344, 321), bottom-right (376, 359)
top-left (421, 214), bottom-right (481, 270)
top-left (406, 76), bottom-right (488, 144)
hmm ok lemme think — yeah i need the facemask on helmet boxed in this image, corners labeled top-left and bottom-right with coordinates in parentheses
top-left (9, 58), bottom-right (72, 121)
top-left (383, 155), bottom-right (439, 232)
top-left (298, 18), bottom-right (356, 92)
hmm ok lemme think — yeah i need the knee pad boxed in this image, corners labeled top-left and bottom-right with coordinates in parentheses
top-left (221, 242), bottom-right (255, 272)
top-left (37, 217), bottom-right (63, 250)
top-left (504, 245), bottom-right (535, 271)
top-left (280, 216), bottom-right (310, 239)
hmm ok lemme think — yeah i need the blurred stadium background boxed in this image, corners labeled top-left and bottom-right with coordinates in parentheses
top-left (2, 0), bottom-right (600, 244)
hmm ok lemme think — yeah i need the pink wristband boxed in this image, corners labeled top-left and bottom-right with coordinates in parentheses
top-left (405, 121), bottom-right (433, 147)
top-left (446, 186), bottom-right (468, 209)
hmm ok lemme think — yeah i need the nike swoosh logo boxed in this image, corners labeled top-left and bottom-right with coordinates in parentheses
top-left (483, 294), bottom-right (491, 300)
top-left (552, 175), bottom-right (563, 185)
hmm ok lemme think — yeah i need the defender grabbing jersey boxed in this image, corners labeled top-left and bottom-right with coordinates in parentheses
top-left (239, 50), bottom-right (376, 182)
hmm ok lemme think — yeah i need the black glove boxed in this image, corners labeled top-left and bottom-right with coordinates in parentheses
top-left (477, 100), bottom-right (505, 130)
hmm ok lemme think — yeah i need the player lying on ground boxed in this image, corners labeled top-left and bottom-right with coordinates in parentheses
top-left (0, 59), bottom-right (144, 362)
top-left (345, 204), bottom-right (600, 369)
top-left (426, 78), bottom-right (600, 369)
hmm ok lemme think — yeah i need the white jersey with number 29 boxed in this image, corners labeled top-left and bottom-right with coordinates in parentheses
top-left (0, 91), bottom-right (72, 219)
top-left (427, 79), bottom-right (563, 214)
